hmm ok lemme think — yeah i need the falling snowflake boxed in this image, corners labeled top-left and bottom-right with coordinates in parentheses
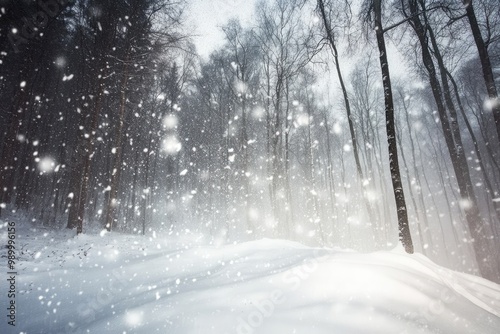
top-left (38, 157), bottom-right (56, 173)
top-left (162, 136), bottom-right (182, 155)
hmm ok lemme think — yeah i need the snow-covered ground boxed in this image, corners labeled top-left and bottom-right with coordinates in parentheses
top-left (1, 218), bottom-right (499, 334)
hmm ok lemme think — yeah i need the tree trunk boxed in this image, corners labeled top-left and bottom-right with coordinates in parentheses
top-left (446, 70), bottom-right (500, 221)
top-left (396, 119), bottom-right (427, 254)
top-left (105, 58), bottom-right (130, 231)
top-left (406, 0), bottom-right (497, 281)
top-left (464, 0), bottom-right (500, 145)
top-left (72, 87), bottom-right (105, 234)
top-left (374, 0), bottom-right (413, 254)
top-left (318, 0), bottom-right (376, 235)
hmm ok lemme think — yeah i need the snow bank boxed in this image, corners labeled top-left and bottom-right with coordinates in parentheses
top-left (0, 220), bottom-right (499, 334)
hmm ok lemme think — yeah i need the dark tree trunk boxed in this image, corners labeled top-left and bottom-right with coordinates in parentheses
top-left (374, 0), bottom-right (413, 254)
top-left (446, 70), bottom-right (500, 221)
top-left (73, 88), bottom-right (106, 234)
top-left (464, 0), bottom-right (500, 145)
top-left (0, 90), bottom-right (26, 216)
top-left (405, 0), bottom-right (498, 281)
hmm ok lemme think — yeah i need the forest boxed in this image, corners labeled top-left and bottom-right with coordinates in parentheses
top-left (0, 0), bottom-right (499, 284)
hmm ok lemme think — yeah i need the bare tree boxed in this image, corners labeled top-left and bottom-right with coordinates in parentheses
top-left (401, 0), bottom-right (498, 281)
top-left (318, 0), bottom-right (383, 242)
top-left (461, 0), bottom-right (500, 145)
top-left (254, 0), bottom-right (319, 236)
top-left (363, 0), bottom-right (414, 253)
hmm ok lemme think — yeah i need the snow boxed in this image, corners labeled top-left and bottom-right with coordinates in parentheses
top-left (55, 57), bottom-right (67, 68)
top-left (483, 97), bottom-right (499, 112)
top-left (62, 74), bottom-right (74, 81)
top-left (162, 114), bottom-right (178, 129)
top-left (0, 219), bottom-right (499, 334)
top-left (162, 136), bottom-right (182, 155)
top-left (333, 122), bottom-right (342, 134)
top-left (37, 157), bottom-right (56, 173)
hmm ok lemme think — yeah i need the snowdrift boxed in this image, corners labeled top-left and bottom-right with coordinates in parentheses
top-left (1, 221), bottom-right (499, 334)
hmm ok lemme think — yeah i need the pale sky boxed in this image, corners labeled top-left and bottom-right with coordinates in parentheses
top-left (187, 0), bottom-right (258, 59)
top-left (186, 0), bottom-right (408, 79)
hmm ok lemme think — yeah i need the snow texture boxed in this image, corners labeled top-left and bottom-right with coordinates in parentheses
top-left (0, 219), bottom-right (499, 334)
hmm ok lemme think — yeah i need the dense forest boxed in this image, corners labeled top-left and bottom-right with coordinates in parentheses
top-left (0, 0), bottom-right (499, 283)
